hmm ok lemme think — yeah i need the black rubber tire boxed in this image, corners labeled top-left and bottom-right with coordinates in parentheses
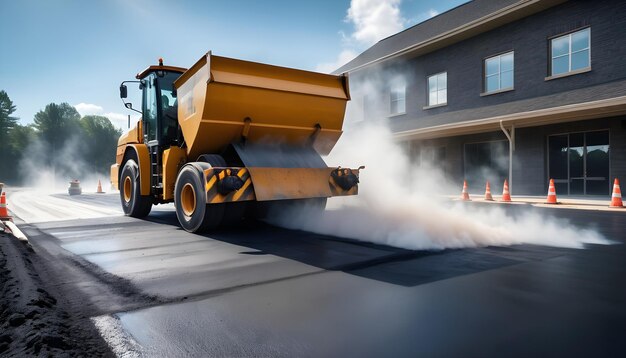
top-left (174, 163), bottom-right (225, 233)
top-left (197, 154), bottom-right (227, 167)
top-left (119, 159), bottom-right (152, 217)
top-left (197, 154), bottom-right (246, 227)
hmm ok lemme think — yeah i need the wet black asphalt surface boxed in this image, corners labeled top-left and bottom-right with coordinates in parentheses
top-left (12, 193), bottom-right (626, 357)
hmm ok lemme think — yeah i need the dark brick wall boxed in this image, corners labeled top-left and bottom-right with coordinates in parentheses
top-left (513, 127), bottom-right (545, 195)
top-left (361, 0), bottom-right (626, 196)
top-left (359, 0), bottom-right (626, 124)
top-left (413, 117), bottom-right (626, 196)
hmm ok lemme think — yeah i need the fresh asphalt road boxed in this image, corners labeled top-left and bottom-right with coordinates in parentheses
top-left (7, 188), bottom-right (626, 357)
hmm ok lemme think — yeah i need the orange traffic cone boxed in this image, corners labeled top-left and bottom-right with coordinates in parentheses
top-left (546, 179), bottom-right (558, 204)
top-left (461, 180), bottom-right (471, 201)
top-left (484, 181), bottom-right (494, 201)
top-left (96, 180), bottom-right (104, 194)
top-left (0, 192), bottom-right (12, 221)
top-left (610, 178), bottom-right (623, 208)
top-left (501, 179), bottom-right (512, 202)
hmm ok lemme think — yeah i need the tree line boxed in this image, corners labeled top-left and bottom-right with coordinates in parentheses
top-left (0, 90), bottom-right (122, 185)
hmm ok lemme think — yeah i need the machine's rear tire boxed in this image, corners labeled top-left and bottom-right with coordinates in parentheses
top-left (174, 164), bottom-right (224, 233)
top-left (119, 159), bottom-right (152, 217)
top-left (197, 154), bottom-right (227, 167)
top-left (197, 154), bottom-right (247, 227)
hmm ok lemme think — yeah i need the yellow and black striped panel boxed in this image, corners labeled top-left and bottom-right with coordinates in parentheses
top-left (204, 167), bottom-right (256, 204)
top-left (329, 168), bottom-right (360, 197)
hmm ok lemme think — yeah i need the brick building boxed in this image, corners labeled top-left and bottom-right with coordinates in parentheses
top-left (335, 0), bottom-right (626, 195)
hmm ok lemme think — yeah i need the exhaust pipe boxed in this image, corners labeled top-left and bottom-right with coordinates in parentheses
top-left (217, 170), bottom-right (244, 194)
top-left (331, 167), bottom-right (360, 190)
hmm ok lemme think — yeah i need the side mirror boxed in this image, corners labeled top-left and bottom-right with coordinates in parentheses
top-left (120, 84), bottom-right (128, 99)
top-left (125, 103), bottom-right (133, 110)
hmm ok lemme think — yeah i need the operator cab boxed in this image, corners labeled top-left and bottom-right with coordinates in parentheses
top-left (120, 58), bottom-right (187, 148)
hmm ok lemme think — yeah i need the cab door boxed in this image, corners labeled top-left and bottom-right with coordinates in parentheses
top-left (142, 73), bottom-right (158, 144)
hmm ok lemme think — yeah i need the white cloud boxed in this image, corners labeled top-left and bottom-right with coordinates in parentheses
top-left (104, 112), bottom-right (136, 129)
top-left (346, 0), bottom-right (405, 46)
top-left (74, 103), bottom-right (136, 130)
top-left (407, 8), bottom-right (439, 26)
top-left (315, 49), bottom-right (358, 74)
top-left (316, 0), bottom-right (406, 73)
top-left (74, 103), bottom-right (104, 116)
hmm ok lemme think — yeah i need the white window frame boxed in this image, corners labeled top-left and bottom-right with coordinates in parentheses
top-left (389, 86), bottom-right (406, 116)
top-left (550, 27), bottom-right (591, 77)
top-left (484, 51), bottom-right (514, 94)
top-left (427, 72), bottom-right (447, 107)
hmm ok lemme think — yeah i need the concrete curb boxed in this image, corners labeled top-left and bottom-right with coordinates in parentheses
top-left (2, 220), bottom-right (30, 244)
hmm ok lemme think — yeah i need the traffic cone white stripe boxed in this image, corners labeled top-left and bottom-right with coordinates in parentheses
top-left (609, 178), bottom-right (623, 208)
top-left (461, 180), bottom-right (470, 201)
top-left (546, 178), bottom-right (558, 204)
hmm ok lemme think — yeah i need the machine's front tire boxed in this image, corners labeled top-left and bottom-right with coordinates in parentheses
top-left (119, 159), bottom-right (152, 217)
top-left (174, 164), bottom-right (224, 233)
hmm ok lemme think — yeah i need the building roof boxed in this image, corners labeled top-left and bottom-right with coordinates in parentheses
top-left (392, 79), bottom-right (626, 140)
top-left (334, 0), bottom-right (566, 74)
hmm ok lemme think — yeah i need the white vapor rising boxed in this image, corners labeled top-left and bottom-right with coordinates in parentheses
top-left (272, 124), bottom-right (608, 250)
top-left (19, 136), bottom-right (109, 194)
top-left (315, 49), bottom-right (358, 74)
top-left (270, 64), bottom-right (609, 250)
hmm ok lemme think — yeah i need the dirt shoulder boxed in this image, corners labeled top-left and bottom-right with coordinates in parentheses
top-left (0, 230), bottom-right (114, 357)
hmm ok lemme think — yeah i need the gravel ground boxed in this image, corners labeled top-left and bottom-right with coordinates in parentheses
top-left (0, 230), bottom-right (114, 357)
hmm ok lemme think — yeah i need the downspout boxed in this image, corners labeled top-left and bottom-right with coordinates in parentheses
top-left (500, 120), bottom-right (515, 194)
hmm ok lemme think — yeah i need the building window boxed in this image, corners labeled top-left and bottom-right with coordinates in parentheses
top-left (485, 52), bottom-right (514, 93)
top-left (390, 86), bottom-right (406, 115)
top-left (427, 72), bottom-right (447, 106)
top-left (550, 28), bottom-right (590, 76)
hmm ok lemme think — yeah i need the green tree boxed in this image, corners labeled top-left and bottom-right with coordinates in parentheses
top-left (9, 124), bottom-right (36, 152)
top-left (80, 115), bottom-right (122, 173)
top-left (31, 103), bottom-right (82, 181)
top-left (33, 103), bottom-right (82, 150)
top-left (0, 91), bottom-right (20, 183)
top-left (0, 90), bottom-right (19, 150)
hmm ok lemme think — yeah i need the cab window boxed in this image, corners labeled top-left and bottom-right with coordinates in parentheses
top-left (159, 72), bottom-right (180, 144)
top-left (142, 74), bottom-right (158, 142)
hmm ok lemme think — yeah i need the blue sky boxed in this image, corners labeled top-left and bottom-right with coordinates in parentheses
top-left (1, 0), bottom-right (467, 128)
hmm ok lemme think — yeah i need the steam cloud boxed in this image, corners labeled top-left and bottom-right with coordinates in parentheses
top-left (19, 136), bottom-right (110, 194)
top-left (270, 75), bottom-right (609, 250)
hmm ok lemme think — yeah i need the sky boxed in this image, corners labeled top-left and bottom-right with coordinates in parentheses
top-left (0, 0), bottom-right (468, 129)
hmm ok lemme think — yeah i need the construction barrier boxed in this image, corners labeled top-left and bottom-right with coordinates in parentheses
top-left (68, 179), bottom-right (82, 196)
top-left (0, 192), bottom-right (12, 221)
top-left (501, 179), bottom-right (511, 202)
top-left (546, 179), bottom-right (559, 204)
top-left (460, 180), bottom-right (471, 201)
top-left (610, 178), bottom-right (623, 208)
top-left (96, 180), bottom-right (105, 194)
top-left (484, 181), bottom-right (494, 201)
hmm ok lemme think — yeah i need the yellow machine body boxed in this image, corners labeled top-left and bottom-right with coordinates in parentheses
top-left (174, 52), bottom-right (350, 161)
top-left (112, 51), bottom-right (359, 205)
